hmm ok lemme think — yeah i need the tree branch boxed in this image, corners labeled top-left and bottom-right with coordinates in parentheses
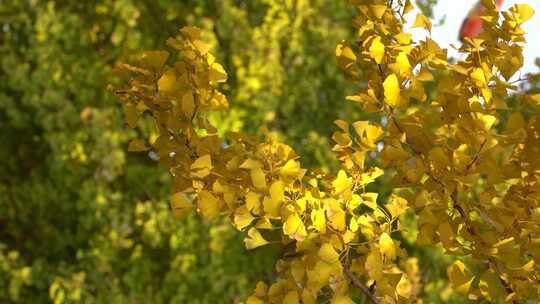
top-left (343, 266), bottom-right (380, 304)
top-left (465, 138), bottom-right (486, 170)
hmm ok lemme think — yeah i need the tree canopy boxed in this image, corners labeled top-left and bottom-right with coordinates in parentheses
top-left (2, 0), bottom-right (540, 303)
top-left (112, 0), bottom-right (540, 303)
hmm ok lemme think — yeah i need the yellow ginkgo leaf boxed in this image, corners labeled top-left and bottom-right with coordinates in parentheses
top-left (331, 295), bottom-right (354, 304)
top-left (396, 271), bottom-right (413, 298)
top-left (470, 68), bottom-right (487, 88)
top-left (128, 139), bottom-right (149, 152)
top-left (318, 243), bottom-right (339, 264)
top-left (416, 67), bottom-right (434, 82)
top-left (251, 167), bottom-right (267, 190)
top-left (359, 193), bottom-right (378, 210)
top-left (369, 36), bottom-right (385, 64)
top-left (264, 181), bottom-right (284, 218)
top-left (283, 213), bottom-right (307, 241)
top-left (246, 296), bottom-right (264, 304)
top-left (290, 259), bottom-right (306, 283)
top-left (191, 155), bottom-right (211, 170)
top-left (283, 291), bottom-right (300, 304)
top-left (385, 195), bottom-right (408, 219)
top-left (403, 0), bottom-right (414, 14)
top-left (506, 112), bottom-right (525, 133)
top-left (513, 4), bottom-right (535, 23)
top-left (379, 232), bottom-right (396, 260)
top-left (270, 180), bottom-right (284, 202)
top-left (244, 227), bottom-right (269, 250)
top-left (395, 32), bottom-right (413, 45)
top-left (353, 121), bottom-right (384, 148)
top-left (170, 192), bottom-right (193, 219)
top-left (479, 270), bottom-right (508, 301)
top-left (395, 52), bottom-right (411, 77)
top-left (381, 144), bottom-right (410, 163)
top-left (311, 209), bottom-right (326, 233)
top-left (349, 217), bottom-right (359, 232)
top-left (476, 113), bottom-right (497, 131)
top-left (365, 249), bottom-right (383, 281)
top-left (336, 41), bottom-right (356, 61)
top-left (140, 50), bottom-right (169, 68)
top-left (191, 154), bottom-right (212, 179)
top-left (301, 289), bottom-right (316, 304)
top-left (383, 73), bottom-right (400, 107)
top-left (246, 191), bottom-right (261, 214)
top-left (428, 147), bottom-right (450, 168)
top-left (412, 13), bottom-right (432, 33)
top-left (255, 217), bottom-right (274, 230)
top-left (240, 158), bottom-right (263, 169)
top-left (438, 222), bottom-right (454, 249)
top-left (295, 193), bottom-right (310, 213)
top-left (209, 62), bottom-right (228, 83)
top-left (254, 281), bottom-right (268, 297)
top-left (370, 5), bottom-right (387, 19)
top-left (448, 261), bottom-right (474, 294)
top-left (192, 40), bottom-right (210, 55)
top-left (346, 94), bottom-right (379, 111)
top-left (124, 103), bottom-right (139, 128)
top-left (234, 205), bottom-right (255, 230)
top-left (280, 159), bottom-right (306, 180)
top-left (336, 41), bottom-right (357, 69)
top-left (360, 167), bottom-right (384, 186)
top-left (157, 69), bottom-right (177, 93)
top-left (182, 91), bottom-right (195, 118)
top-left (481, 88), bottom-right (492, 104)
top-left (328, 208), bottom-right (346, 232)
top-left (529, 93), bottom-right (540, 103)
top-left (333, 170), bottom-right (352, 194)
top-left (180, 26), bottom-right (201, 40)
top-left (309, 261), bottom-right (334, 286)
top-left (197, 190), bottom-right (220, 219)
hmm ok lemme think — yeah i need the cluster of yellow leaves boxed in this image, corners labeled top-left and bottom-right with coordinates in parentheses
top-left (337, 0), bottom-right (540, 302)
top-left (111, 0), bottom-right (540, 303)
top-left (111, 23), bottom-right (416, 303)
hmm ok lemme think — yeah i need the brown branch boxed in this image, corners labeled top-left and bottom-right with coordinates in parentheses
top-left (374, 30), bottom-right (517, 303)
top-left (466, 138), bottom-right (486, 170)
top-left (343, 266), bottom-right (380, 304)
top-left (451, 191), bottom-right (479, 238)
top-left (325, 222), bottom-right (379, 303)
top-left (488, 258), bottom-right (518, 304)
top-left (384, 99), bottom-right (484, 245)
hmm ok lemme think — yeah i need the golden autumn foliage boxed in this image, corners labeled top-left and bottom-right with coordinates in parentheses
top-left (110, 0), bottom-right (540, 303)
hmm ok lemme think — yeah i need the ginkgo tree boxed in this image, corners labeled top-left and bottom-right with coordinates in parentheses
top-left (110, 0), bottom-right (540, 303)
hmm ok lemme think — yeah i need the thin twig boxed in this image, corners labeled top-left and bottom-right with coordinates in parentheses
top-left (466, 138), bottom-right (486, 170)
top-left (343, 266), bottom-right (380, 304)
top-left (326, 222), bottom-right (379, 303)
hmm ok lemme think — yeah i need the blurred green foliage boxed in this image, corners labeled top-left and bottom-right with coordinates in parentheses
top-left (0, 0), bottom-right (363, 302)
top-left (415, 0), bottom-right (446, 26)
top-left (415, 0), bottom-right (438, 17)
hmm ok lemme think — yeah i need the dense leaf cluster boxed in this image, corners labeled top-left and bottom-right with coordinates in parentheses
top-left (113, 0), bottom-right (540, 303)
